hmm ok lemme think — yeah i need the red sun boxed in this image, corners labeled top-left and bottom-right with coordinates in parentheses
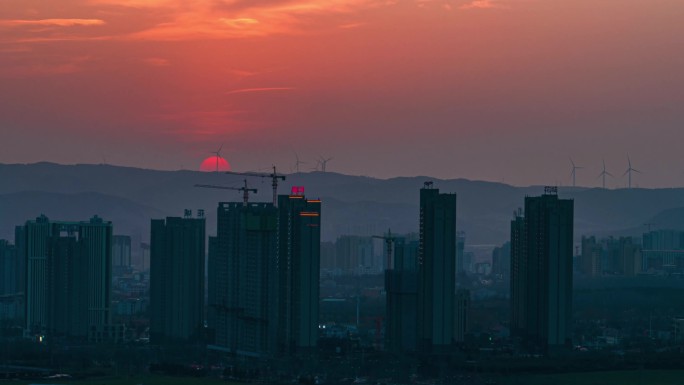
top-left (200, 156), bottom-right (231, 172)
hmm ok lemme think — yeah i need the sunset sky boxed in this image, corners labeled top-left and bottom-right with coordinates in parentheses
top-left (1, 0), bottom-right (683, 187)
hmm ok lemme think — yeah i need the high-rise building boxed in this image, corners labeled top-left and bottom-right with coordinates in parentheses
top-left (619, 238), bottom-right (642, 276)
top-left (491, 242), bottom-right (511, 281)
top-left (510, 209), bottom-right (525, 341)
top-left (24, 215), bottom-right (53, 334)
top-left (209, 202), bottom-right (279, 356)
top-left (79, 216), bottom-right (114, 338)
top-left (112, 235), bottom-right (132, 268)
top-left (335, 235), bottom-right (374, 275)
top-left (22, 215), bottom-right (113, 340)
top-left (454, 289), bottom-right (470, 343)
top-left (456, 232), bottom-right (466, 274)
top-left (0, 240), bottom-right (18, 296)
top-left (643, 229), bottom-right (683, 250)
top-left (15, 226), bottom-right (26, 295)
top-left (150, 211), bottom-right (205, 343)
top-left (384, 236), bottom-right (418, 353)
top-left (510, 189), bottom-right (573, 352)
top-left (277, 194), bottom-right (321, 354)
top-left (603, 236), bottom-right (642, 275)
top-left (642, 230), bottom-right (684, 273)
top-left (0, 240), bottom-right (22, 324)
top-left (48, 236), bottom-right (84, 338)
top-left (580, 236), bottom-right (643, 277)
top-left (209, 193), bottom-right (322, 358)
top-left (320, 241), bottom-right (336, 271)
top-left (417, 182), bottom-right (457, 354)
top-left (580, 236), bottom-right (602, 277)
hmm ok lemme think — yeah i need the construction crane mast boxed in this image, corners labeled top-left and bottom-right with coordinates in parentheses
top-left (225, 166), bottom-right (286, 206)
top-left (372, 229), bottom-right (396, 269)
top-left (195, 179), bottom-right (257, 205)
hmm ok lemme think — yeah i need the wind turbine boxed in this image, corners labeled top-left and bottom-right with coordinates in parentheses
top-left (293, 152), bottom-right (306, 173)
top-left (597, 159), bottom-right (613, 189)
top-left (622, 154), bottom-right (641, 189)
top-left (318, 156), bottom-right (333, 172)
top-left (211, 143), bottom-right (224, 172)
top-left (569, 157), bottom-right (583, 187)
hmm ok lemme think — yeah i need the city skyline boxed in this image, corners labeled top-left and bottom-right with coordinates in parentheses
top-left (4, 177), bottom-right (684, 383)
top-left (2, 1), bottom-right (684, 187)
top-left (3, 1), bottom-right (684, 381)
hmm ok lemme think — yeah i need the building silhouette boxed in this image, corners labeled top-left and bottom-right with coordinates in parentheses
top-left (112, 235), bottom-right (132, 268)
top-left (208, 193), bottom-right (321, 358)
top-left (21, 215), bottom-right (114, 340)
top-left (603, 237), bottom-right (641, 276)
top-left (0, 240), bottom-right (22, 325)
top-left (320, 241), bottom-right (336, 271)
top-left (384, 236), bottom-right (419, 353)
top-left (417, 182), bottom-right (457, 354)
top-left (335, 235), bottom-right (374, 275)
top-left (580, 236), bottom-right (602, 277)
top-left (209, 201), bottom-right (279, 356)
top-left (0, 240), bottom-right (18, 296)
top-left (150, 211), bottom-right (206, 343)
top-left (642, 230), bottom-right (684, 273)
top-left (580, 236), bottom-right (643, 276)
top-left (15, 226), bottom-right (26, 297)
top-left (454, 289), bottom-right (470, 343)
top-left (277, 194), bottom-right (321, 354)
top-left (456, 232), bottom-right (466, 274)
top-left (491, 242), bottom-right (511, 282)
top-left (23, 215), bottom-right (51, 334)
top-left (510, 189), bottom-right (573, 352)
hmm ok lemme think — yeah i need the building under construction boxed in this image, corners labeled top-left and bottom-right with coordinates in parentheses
top-left (207, 191), bottom-right (321, 358)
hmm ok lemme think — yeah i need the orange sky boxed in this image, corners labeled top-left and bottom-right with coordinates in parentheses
top-left (1, 0), bottom-right (684, 187)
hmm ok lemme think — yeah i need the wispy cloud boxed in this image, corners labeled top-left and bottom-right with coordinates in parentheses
top-left (121, 0), bottom-right (391, 40)
top-left (0, 56), bottom-right (94, 77)
top-left (0, 19), bottom-right (106, 27)
top-left (226, 87), bottom-right (295, 95)
top-left (228, 68), bottom-right (260, 78)
top-left (88, 0), bottom-right (181, 8)
top-left (338, 22), bottom-right (365, 29)
top-left (0, 45), bottom-right (32, 53)
top-left (142, 57), bottom-right (171, 66)
top-left (459, 0), bottom-right (507, 10)
top-left (219, 17), bottom-right (259, 29)
top-left (1, 1), bottom-right (392, 43)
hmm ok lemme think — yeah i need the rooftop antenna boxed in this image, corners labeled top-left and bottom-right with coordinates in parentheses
top-left (569, 157), bottom-right (583, 187)
top-left (318, 156), bottom-right (333, 172)
top-left (597, 158), bottom-right (613, 189)
top-left (211, 143), bottom-right (224, 172)
top-left (622, 154), bottom-right (641, 189)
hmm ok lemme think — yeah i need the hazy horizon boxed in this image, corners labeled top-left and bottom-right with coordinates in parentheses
top-left (2, 159), bottom-right (676, 190)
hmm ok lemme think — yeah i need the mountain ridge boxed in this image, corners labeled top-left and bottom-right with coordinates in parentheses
top-left (1, 162), bottom-right (682, 245)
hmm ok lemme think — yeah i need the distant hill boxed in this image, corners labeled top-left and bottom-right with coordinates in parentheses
top-left (1, 162), bottom-right (683, 245)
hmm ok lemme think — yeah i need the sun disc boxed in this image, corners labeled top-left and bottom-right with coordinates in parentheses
top-left (200, 156), bottom-right (231, 172)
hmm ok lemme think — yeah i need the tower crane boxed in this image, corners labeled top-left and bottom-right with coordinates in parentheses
top-left (194, 179), bottom-right (257, 205)
top-left (372, 229), bottom-right (396, 269)
top-left (225, 166), bottom-right (286, 206)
